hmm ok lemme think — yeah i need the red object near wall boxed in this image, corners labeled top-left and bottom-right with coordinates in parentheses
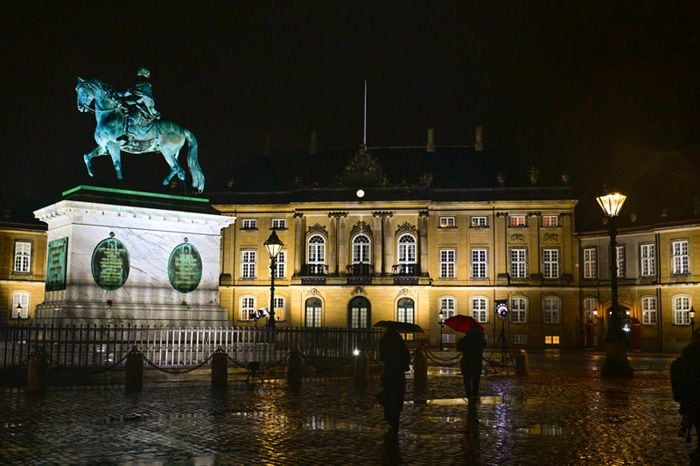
top-left (630, 317), bottom-right (641, 351)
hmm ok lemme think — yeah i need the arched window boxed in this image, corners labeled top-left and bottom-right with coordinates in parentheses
top-left (543, 296), bottom-right (561, 324)
top-left (672, 295), bottom-right (691, 325)
top-left (307, 235), bottom-right (326, 275)
top-left (352, 234), bottom-right (371, 264)
top-left (583, 297), bottom-right (598, 321)
top-left (511, 296), bottom-right (528, 323)
top-left (12, 291), bottom-right (29, 319)
top-left (396, 234), bottom-right (417, 274)
top-left (348, 296), bottom-right (371, 328)
top-left (471, 296), bottom-right (488, 323)
top-left (439, 296), bottom-right (456, 319)
top-left (397, 297), bottom-right (415, 323)
top-left (305, 297), bottom-right (322, 327)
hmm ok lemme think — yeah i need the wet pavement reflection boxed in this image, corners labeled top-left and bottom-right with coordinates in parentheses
top-left (0, 352), bottom-right (694, 465)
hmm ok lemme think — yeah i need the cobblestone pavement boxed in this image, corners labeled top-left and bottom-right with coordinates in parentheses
top-left (0, 352), bottom-right (697, 465)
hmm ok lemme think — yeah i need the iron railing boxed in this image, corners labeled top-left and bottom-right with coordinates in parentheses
top-left (0, 324), bottom-right (383, 369)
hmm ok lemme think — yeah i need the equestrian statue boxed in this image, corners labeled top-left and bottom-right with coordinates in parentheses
top-left (76, 68), bottom-right (205, 193)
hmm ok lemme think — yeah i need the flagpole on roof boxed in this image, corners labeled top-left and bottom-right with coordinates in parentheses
top-left (363, 80), bottom-right (367, 146)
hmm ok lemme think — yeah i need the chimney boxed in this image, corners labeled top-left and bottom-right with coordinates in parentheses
top-left (426, 127), bottom-right (435, 152)
top-left (694, 196), bottom-right (700, 216)
top-left (496, 171), bottom-right (506, 187)
top-left (309, 130), bottom-right (318, 155)
top-left (264, 133), bottom-right (271, 156)
top-left (475, 126), bottom-right (484, 151)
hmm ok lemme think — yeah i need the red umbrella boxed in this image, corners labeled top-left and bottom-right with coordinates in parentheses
top-left (444, 315), bottom-right (481, 333)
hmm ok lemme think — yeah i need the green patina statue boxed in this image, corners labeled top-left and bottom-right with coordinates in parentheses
top-left (76, 68), bottom-right (205, 193)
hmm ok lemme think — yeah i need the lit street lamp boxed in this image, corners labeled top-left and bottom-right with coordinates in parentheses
top-left (438, 311), bottom-right (445, 351)
top-left (690, 307), bottom-right (696, 335)
top-left (16, 302), bottom-right (22, 325)
top-left (596, 191), bottom-right (633, 377)
top-left (264, 230), bottom-right (284, 329)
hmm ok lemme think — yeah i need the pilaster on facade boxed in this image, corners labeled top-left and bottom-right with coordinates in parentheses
top-left (373, 211), bottom-right (394, 275)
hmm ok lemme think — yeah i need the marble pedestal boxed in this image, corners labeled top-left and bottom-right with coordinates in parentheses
top-left (34, 186), bottom-right (235, 327)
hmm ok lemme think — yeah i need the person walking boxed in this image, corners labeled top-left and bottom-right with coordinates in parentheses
top-left (671, 329), bottom-right (700, 462)
top-left (378, 327), bottom-right (411, 433)
top-left (457, 325), bottom-right (487, 406)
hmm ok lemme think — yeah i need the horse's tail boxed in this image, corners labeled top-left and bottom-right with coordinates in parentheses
top-left (183, 129), bottom-right (205, 193)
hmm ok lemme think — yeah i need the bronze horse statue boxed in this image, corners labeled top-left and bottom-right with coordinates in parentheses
top-left (76, 77), bottom-right (205, 193)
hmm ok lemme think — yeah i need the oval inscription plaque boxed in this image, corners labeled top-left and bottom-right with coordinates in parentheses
top-left (91, 233), bottom-right (129, 290)
top-left (168, 240), bottom-right (202, 293)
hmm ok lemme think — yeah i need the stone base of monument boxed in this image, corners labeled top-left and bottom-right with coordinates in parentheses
top-left (33, 186), bottom-right (235, 327)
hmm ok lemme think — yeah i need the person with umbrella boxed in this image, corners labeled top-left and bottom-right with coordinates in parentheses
top-left (378, 326), bottom-right (411, 433)
top-left (456, 323), bottom-right (487, 406)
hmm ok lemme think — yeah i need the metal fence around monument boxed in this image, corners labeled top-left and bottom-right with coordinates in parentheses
top-left (0, 324), bottom-right (383, 369)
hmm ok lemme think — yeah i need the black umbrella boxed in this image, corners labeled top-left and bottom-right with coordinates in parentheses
top-left (374, 320), bottom-right (424, 333)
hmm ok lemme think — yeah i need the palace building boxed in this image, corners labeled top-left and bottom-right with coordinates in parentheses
top-left (1, 135), bottom-right (697, 351)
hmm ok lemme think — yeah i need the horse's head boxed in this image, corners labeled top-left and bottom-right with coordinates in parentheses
top-left (76, 77), bottom-right (96, 113)
top-left (76, 77), bottom-right (119, 112)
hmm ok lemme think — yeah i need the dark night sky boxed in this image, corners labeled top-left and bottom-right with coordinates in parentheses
top-left (1, 1), bottom-right (699, 221)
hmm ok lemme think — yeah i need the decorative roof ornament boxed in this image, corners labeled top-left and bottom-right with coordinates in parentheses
top-left (337, 145), bottom-right (386, 188)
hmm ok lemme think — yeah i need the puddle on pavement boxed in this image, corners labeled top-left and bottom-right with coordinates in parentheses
top-left (303, 415), bottom-right (371, 432)
top-left (516, 424), bottom-right (566, 436)
top-left (416, 395), bottom-right (503, 406)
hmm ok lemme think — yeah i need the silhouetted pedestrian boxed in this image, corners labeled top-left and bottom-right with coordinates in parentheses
top-left (671, 329), bottom-right (700, 461)
top-left (457, 326), bottom-right (486, 405)
top-left (378, 327), bottom-right (411, 433)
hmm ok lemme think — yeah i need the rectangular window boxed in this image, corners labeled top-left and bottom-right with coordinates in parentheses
top-left (615, 245), bottom-right (625, 278)
top-left (271, 218), bottom-right (286, 229)
top-left (273, 296), bottom-right (285, 321)
top-left (509, 215), bottom-right (527, 227)
top-left (544, 335), bottom-right (560, 345)
top-left (240, 296), bottom-right (255, 321)
top-left (439, 249), bottom-right (456, 278)
top-left (542, 215), bottom-right (559, 227)
top-left (471, 297), bottom-right (488, 323)
top-left (511, 297), bottom-right (528, 323)
top-left (510, 248), bottom-right (527, 279)
top-left (12, 292), bottom-right (30, 318)
top-left (439, 216), bottom-right (456, 228)
top-left (543, 296), bottom-right (561, 324)
top-left (13, 241), bottom-right (32, 273)
top-left (672, 240), bottom-right (689, 274)
top-left (641, 296), bottom-right (657, 325)
top-left (543, 249), bottom-right (560, 279)
top-left (241, 219), bottom-right (257, 230)
top-left (470, 216), bottom-right (488, 228)
top-left (512, 334), bottom-right (528, 345)
top-left (471, 249), bottom-right (488, 279)
top-left (583, 247), bottom-right (597, 279)
top-left (274, 251), bottom-right (286, 278)
top-left (439, 297), bottom-right (456, 319)
top-left (241, 250), bottom-right (256, 279)
top-left (640, 243), bottom-right (656, 277)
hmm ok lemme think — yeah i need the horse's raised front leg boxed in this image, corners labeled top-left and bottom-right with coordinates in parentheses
top-left (83, 146), bottom-right (107, 177)
top-left (106, 141), bottom-right (123, 180)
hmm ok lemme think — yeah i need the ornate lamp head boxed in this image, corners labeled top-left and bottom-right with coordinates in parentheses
top-left (136, 67), bottom-right (151, 79)
top-left (264, 230), bottom-right (284, 259)
top-left (596, 192), bottom-right (627, 218)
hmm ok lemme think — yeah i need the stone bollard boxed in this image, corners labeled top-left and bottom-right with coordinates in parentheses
top-left (211, 350), bottom-right (228, 388)
top-left (413, 346), bottom-right (428, 404)
top-left (125, 347), bottom-right (144, 392)
top-left (353, 350), bottom-right (369, 392)
top-left (287, 349), bottom-right (302, 391)
top-left (27, 351), bottom-right (49, 393)
top-left (515, 348), bottom-right (529, 376)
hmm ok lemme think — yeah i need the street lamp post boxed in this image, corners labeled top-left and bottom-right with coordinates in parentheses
top-left (690, 307), bottom-right (696, 335)
top-left (438, 311), bottom-right (445, 351)
top-left (596, 191), bottom-right (633, 377)
top-left (16, 303), bottom-right (22, 325)
top-left (264, 230), bottom-right (284, 329)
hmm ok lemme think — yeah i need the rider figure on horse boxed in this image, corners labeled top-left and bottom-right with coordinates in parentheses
top-left (118, 67), bottom-right (160, 142)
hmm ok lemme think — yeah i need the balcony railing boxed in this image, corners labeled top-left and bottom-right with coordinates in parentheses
top-left (301, 264), bottom-right (328, 284)
top-left (393, 263), bottom-right (419, 285)
top-left (347, 263), bottom-right (372, 285)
